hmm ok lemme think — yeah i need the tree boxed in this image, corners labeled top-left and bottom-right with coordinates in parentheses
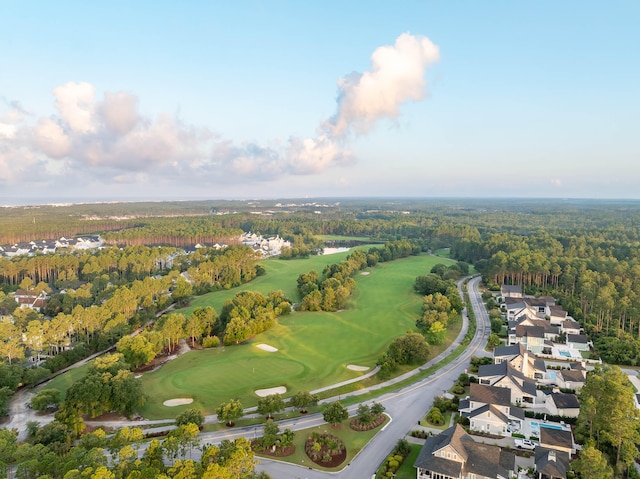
top-left (387, 332), bottom-right (430, 365)
top-left (290, 391), bottom-right (318, 413)
top-left (30, 389), bottom-right (61, 411)
top-left (256, 393), bottom-right (285, 419)
top-left (486, 333), bottom-right (502, 350)
top-left (116, 333), bottom-right (158, 369)
top-left (571, 441), bottom-right (614, 479)
top-left (356, 404), bottom-right (372, 424)
top-left (260, 420), bottom-right (280, 449)
top-left (160, 313), bottom-right (186, 353)
top-left (322, 401), bottom-right (348, 428)
top-left (176, 408), bottom-right (204, 429)
top-left (216, 399), bottom-right (244, 427)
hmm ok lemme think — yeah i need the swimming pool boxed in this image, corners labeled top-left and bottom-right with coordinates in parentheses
top-left (559, 351), bottom-right (571, 358)
top-left (531, 421), bottom-right (564, 431)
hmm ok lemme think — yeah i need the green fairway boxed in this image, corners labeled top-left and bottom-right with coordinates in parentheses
top-left (43, 362), bottom-right (91, 399)
top-left (139, 253), bottom-right (455, 419)
top-left (180, 246), bottom-right (377, 316)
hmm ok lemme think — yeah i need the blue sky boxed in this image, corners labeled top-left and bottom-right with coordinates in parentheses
top-left (1, 0), bottom-right (638, 202)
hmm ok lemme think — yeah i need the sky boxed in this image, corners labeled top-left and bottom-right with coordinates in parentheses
top-left (0, 1), bottom-right (638, 203)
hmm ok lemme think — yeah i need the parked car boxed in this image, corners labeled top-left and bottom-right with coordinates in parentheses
top-left (515, 438), bottom-right (536, 450)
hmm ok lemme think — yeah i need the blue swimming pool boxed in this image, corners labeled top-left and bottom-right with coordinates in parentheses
top-left (559, 351), bottom-right (571, 358)
top-left (531, 421), bottom-right (564, 431)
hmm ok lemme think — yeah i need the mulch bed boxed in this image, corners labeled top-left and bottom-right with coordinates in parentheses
top-left (304, 434), bottom-right (347, 468)
top-left (349, 414), bottom-right (386, 431)
top-left (251, 441), bottom-right (296, 457)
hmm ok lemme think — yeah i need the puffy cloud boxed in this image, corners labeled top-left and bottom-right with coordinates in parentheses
top-left (34, 118), bottom-right (72, 158)
top-left (53, 82), bottom-right (97, 133)
top-left (286, 136), bottom-right (353, 174)
top-left (0, 32), bottom-right (439, 192)
top-left (101, 91), bottom-right (139, 134)
top-left (325, 33), bottom-right (439, 137)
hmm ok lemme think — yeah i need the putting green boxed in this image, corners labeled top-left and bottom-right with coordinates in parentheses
top-left (139, 252), bottom-right (456, 418)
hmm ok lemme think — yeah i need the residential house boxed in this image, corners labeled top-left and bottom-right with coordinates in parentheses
top-left (494, 344), bottom-right (548, 382)
top-left (539, 427), bottom-right (575, 455)
top-left (535, 447), bottom-right (571, 479)
top-left (547, 306), bottom-right (568, 326)
top-left (12, 289), bottom-right (48, 312)
top-left (478, 362), bottom-right (541, 405)
top-left (545, 393), bottom-right (580, 418)
top-left (414, 424), bottom-right (516, 479)
top-left (555, 365), bottom-right (587, 392)
top-left (560, 320), bottom-right (581, 336)
top-left (458, 383), bottom-right (525, 435)
top-left (566, 334), bottom-right (589, 351)
top-left (501, 284), bottom-right (523, 299)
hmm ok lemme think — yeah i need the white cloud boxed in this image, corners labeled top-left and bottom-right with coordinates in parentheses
top-left (325, 33), bottom-right (440, 137)
top-left (0, 32), bottom-right (439, 193)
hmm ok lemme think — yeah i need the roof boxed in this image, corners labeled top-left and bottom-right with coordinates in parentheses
top-left (550, 393), bottom-right (580, 409)
top-left (562, 319), bottom-right (581, 329)
top-left (558, 369), bottom-right (586, 383)
top-left (515, 324), bottom-right (545, 338)
top-left (414, 425), bottom-right (514, 478)
top-left (469, 383), bottom-right (511, 407)
top-left (567, 334), bottom-right (588, 344)
top-left (493, 343), bottom-right (524, 358)
top-left (501, 284), bottom-right (522, 294)
top-left (540, 427), bottom-right (573, 450)
top-left (468, 404), bottom-right (510, 424)
top-left (478, 362), bottom-right (508, 378)
top-left (549, 305), bottom-right (567, 317)
top-left (505, 299), bottom-right (526, 309)
top-left (535, 447), bottom-right (570, 478)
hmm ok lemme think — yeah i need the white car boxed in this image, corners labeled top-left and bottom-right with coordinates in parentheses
top-left (515, 438), bottom-right (536, 450)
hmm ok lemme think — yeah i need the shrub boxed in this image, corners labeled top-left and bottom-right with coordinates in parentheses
top-left (202, 336), bottom-right (220, 348)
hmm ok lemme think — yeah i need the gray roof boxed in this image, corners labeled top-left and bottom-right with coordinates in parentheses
top-left (469, 383), bottom-right (511, 407)
top-left (478, 362), bottom-right (508, 378)
top-left (558, 369), bottom-right (586, 383)
top-left (414, 425), bottom-right (514, 478)
top-left (567, 334), bottom-right (588, 343)
top-left (493, 343), bottom-right (523, 358)
top-left (550, 393), bottom-right (580, 409)
top-left (510, 406), bottom-right (525, 420)
top-left (540, 427), bottom-right (573, 450)
top-left (501, 284), bottom-right (522, 294)
top-left (468, 404), bottom-right (510, 425)
top-left (515, 324), bottom-right (545, 338)
top-left (535, 447), bottom-right (570, 478)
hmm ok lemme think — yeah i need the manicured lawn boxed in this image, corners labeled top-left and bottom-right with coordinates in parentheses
top-left (138, 253), bottom-right (456, 419)
top-left (394, 443), bottom-right (422, 479)
top-left (43, 362), bottom-right (92, 399)
top-left (180, 246), bottom-right (377, 316)
top-left (254, 417), bottom-right (388, 471)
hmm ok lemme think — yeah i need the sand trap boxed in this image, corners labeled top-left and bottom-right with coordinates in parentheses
top-left (163, 398), bottom-right (194, 407)
top-left (257, 343), bottom-right (278, 352)
top-left (255, 386), bottom-right (287, 397)
top-left (347, 364), bottom-right (370, 371)
top-left (360, 271), bottom-right (370, 275)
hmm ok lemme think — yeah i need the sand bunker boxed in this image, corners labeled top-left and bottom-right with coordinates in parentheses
top-left (255, 386), bottom-right (287, 397)
top-left (257, 343), bottom-right (278, 352)
top-left (360, 271), bottom-right (370, 275)
top-left (163, 398), bottom-right (194, 407)
top-left (347, 364), bottom-right (370, 371)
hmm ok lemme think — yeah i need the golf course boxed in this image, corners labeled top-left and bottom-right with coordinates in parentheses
top-left (137, 250), bottom-right (456, 419)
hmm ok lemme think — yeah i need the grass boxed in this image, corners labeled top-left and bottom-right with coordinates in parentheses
top-left (394, 443), bottom-right (422, 479)
top-left (317, 235), bottom-right (379, 242)
top-left (138, 253), bottom-right (456, 419)
top-left (420, 411), bottom-right (452, 430)
top-left (43, 362), bottom-right (92, 399)
top-left (254, 417), bottom-right (388, 471)
top-left (180, 246), bottom-right (377, 317)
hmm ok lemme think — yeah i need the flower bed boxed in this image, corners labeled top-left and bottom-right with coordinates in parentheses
top-left (304, 433), bottom-right (347, 468)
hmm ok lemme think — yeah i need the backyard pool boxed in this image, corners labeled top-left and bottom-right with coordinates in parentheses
top-left (531, 421), bottom-right (565, 431)
top-left (559, 351), bottom-right (571, 358)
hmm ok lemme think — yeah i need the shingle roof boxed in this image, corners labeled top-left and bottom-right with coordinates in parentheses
top-left (540, 427), bottom-right (573, 450)
top-left (550, 393), bottom-right (580, 409)
top-left (558, 369), bottom-right (586, 383)
top-left (468, 404), bottom-right (510, 425)
top-left (414, 425), bottom-right (515, 479)
top-left (469, 383), bottom-right (511, 407)
top-left (535, 447), bottom-right (570, 478)
top-left (567, 334), bottom-right (588, 344)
